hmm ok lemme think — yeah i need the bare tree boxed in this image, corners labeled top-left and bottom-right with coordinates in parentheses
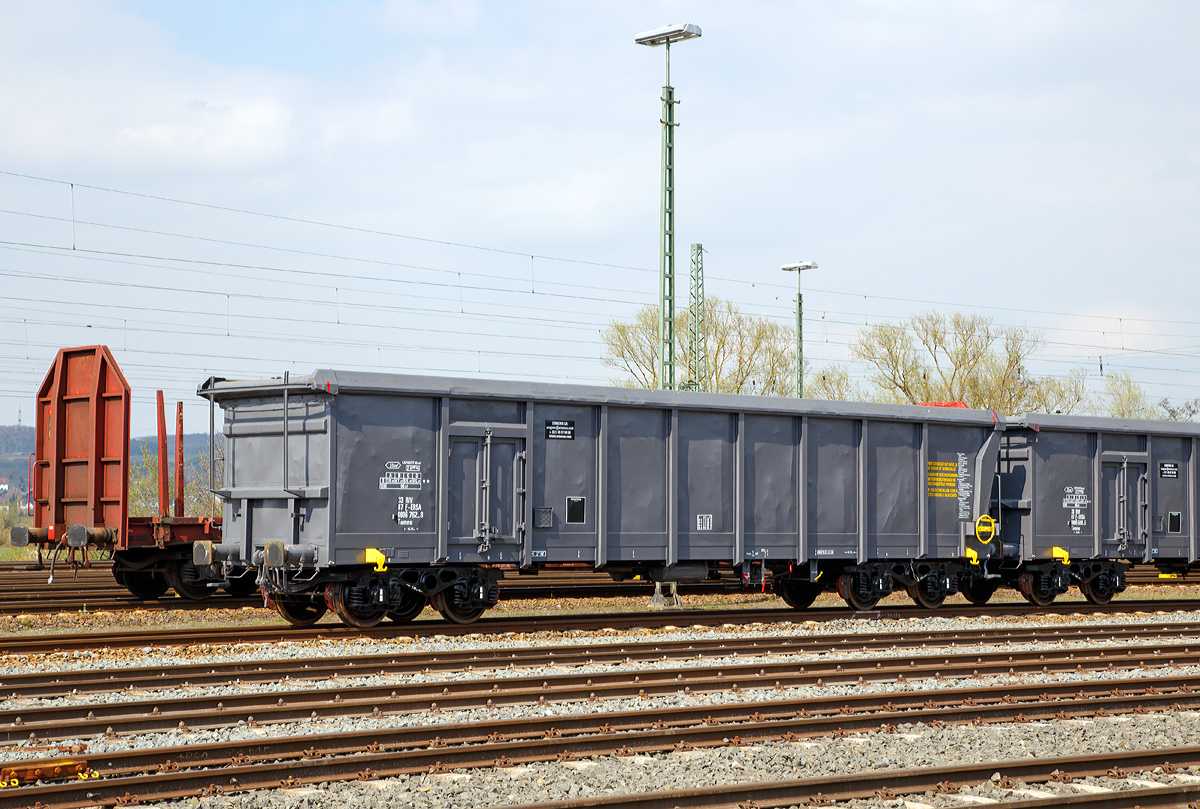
top-left (601, 305), bottom-right (659, 389)
top-left (806, 364), bottom-right (865, 401)
top-left (129, 437), bottom-right (224, 519)
top-left (1159, 396), bottom-right (1200, 421)
top-left (1101, 371), bottom-right (1156, 419)
top-left (603, 297), bottom-right (801, 396)
top-left (850, 310), bottom-right (1088, 415)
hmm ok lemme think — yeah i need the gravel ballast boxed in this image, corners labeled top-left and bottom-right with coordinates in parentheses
top-left (4, 608), bottom-right (1200, 807)
top-left (125, 710), bottom-right (1200, 809)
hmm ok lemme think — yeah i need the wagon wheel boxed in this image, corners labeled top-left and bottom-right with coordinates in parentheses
top-left (327, 582), bottom-right (386, 629)
top-left (960, 577), bottom-right (998, 606)
top-left (1017, 571), bottom-right (1057, 607)
top-left (223, 570), bottom-right (259, 598)
top-left (1080, 576), bottom-right (1116, 605)
top-left (270, 594), bottom-right (328, 627)
top-left (113, 567), bottom-right (170, 600)
top-left (836, 572), bottom-right (880, 611)
top-left (431, 590), bottom-right (486, 625)
top-left (774, 579), bottom-right (821, 610)
top-left (164, 561), bottom-right (212, 601)
top-left (906, 578), bottom-right (945, 609)
top-left (387, 589), bottom-right (430, 623)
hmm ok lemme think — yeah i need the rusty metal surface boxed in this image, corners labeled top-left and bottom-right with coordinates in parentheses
top-left (29, 346), bottom-right (224, 558)
top-left (502, 750), bottom-right (1200, 808)
top-left (0, 758), bottom-right (92, 787)
top-left (2, 704), bottom-right (1200, 808)
top-left (7, 676), bottom-right (1195, 776)
top-left (34, 345), bottom-right (129, 547)
top-left (0, 598), bottom-right (1199, 654)
top-left (3, 619), bottom-right (1197, 700)
top-left (2, 637), bottom-right (1198, 741)
top-left (174, 401), bottom-right (184, 519)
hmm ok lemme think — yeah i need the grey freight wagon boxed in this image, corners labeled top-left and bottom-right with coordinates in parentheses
top-left (192, 371), bottom-right (1200, 627)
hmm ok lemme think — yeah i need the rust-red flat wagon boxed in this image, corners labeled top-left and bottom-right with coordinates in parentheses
top-left (11, 346), bottom-right (249, 600)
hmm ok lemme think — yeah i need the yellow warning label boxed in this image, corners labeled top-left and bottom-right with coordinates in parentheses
top-left (975, 514), bottom-right (996, 544)
top-left (926, 460), bottom-right (958, 498)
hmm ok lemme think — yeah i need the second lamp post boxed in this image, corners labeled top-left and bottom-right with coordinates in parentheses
top-left (781, 260), bottom-right (817, 397)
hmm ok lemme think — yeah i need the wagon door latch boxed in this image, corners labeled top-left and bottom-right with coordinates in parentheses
top-left (476, 429), bottom-right (497, 554)
top-left (514, 450), bottom-right (527, 539)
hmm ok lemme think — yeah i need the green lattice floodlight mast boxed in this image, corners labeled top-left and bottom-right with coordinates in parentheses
top-left (635, 22), bottom-right (702, 391)
top-left (781, 260), bottom-right (817, 397)
top-left (687, 243), bottom-right (708, 392)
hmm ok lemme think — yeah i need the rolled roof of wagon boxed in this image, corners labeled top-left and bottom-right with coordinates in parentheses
top-left (201, 370), bottom-right (1009, 427)
top-left (200, 371), bottom-right (1200, 434)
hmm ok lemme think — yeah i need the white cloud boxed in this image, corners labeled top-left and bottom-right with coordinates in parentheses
top-left (0, 0), bottom-right (1199, 429)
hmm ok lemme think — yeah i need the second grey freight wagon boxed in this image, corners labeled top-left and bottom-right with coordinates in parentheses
top-left (192, 371), bottom-right (1200, 627)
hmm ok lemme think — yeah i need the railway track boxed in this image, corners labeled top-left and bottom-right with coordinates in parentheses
top-left (1, 598), bottom-right (1199, 654)
top-left (11, 746), bottom-right (1200, 809)
top-left (2, 613), bottom-right (1198, 807)
top-left (508, 749), bottom-right (1200, 809)
top-left (0, 565), bottom-right (1185, 616)
top-left (3, 661), bottom-right (1199, 807)
top-left (3, 633), bottom-right (1199, 741)
top-left (0, 568), bottom-right (740, 615)
top-left (5, 619), bottom-right (1196, 698)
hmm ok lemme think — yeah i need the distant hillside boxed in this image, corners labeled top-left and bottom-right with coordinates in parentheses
top-left (0, 426), bottom-right (214, 490)
top-left (0, 425), bottom-right (35, 490)
top-left (0, 425), bottom-right (34, 457)
top-left (129, 433), bottom-right (212, 462)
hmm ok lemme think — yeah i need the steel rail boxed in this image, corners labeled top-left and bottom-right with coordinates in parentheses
top-left (4, 620), bottom-right (1200, 699)
top-left (3, 696), bottom-right (1200, 809)
top-left (4, 641), bottom-right (1198, 742)
top-left (0, 563), bottom-right (1187, 616)
top-left (3, 599), bottom-right (1200, 654)
top-left (502, 749), bottom-right (1200, 809)
top-left (6, 672), bottom-right (1198, 776)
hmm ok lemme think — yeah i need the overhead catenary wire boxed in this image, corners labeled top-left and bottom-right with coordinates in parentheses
top-left (0, 170), bottom-right (652, 273)
top-left (2, 170), bottom-right (1194, 430)
top-left (6, 239), bottom-right (1199, 360)
top-left (11, 263), bottom-right (1198, 374)
top-left (3, 204), bottom-right (1198, 335)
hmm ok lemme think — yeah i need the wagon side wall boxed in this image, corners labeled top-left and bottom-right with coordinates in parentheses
top-left (1008, 422), bottom-right (1195, 566)
top-left (214, 378), bottom-right (1018, 573)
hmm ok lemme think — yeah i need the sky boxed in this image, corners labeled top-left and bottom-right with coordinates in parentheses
top-left (0, 0), bottom-right (1198, 435)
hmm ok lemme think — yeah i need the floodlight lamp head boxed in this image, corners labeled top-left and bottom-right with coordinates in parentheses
top-left (634, 23), bottom-right (702, 47)
top-left (781, 261), bottom-right (817, 272)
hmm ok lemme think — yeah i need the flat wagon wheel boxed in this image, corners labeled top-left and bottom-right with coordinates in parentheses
top-left (1079, 576), bottom-right (1116, 605)
top-left (327, 582), bottom-right (386, 629)
top-left (1017, 570), bottom-right (1057, 607)
top-left (270, 594), bottom-right (328, 627)
top-left (774, 579), bottom-right (821, 610)
top-left (906, 578), bottom-right (945, 609)
top-left (113, 567), bottom-right (170, 600)
top-left (387, 589), bottom-right (430, 624)
top-left (431, 590), bottom-right (486, 625)
top-left (224, 570), bottom-right (259, 599)
top-left (164, 561), bottom-right (212, 601)
top-left (836, 572), bottom-right (880, 612)
top-left (960, 578), bottom-right (998, 606)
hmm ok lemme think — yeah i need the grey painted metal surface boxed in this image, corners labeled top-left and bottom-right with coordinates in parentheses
top-left (200, 371), bottom-right (1200, 574)
top-left (1002, 413), bottom-right (1200, 567)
